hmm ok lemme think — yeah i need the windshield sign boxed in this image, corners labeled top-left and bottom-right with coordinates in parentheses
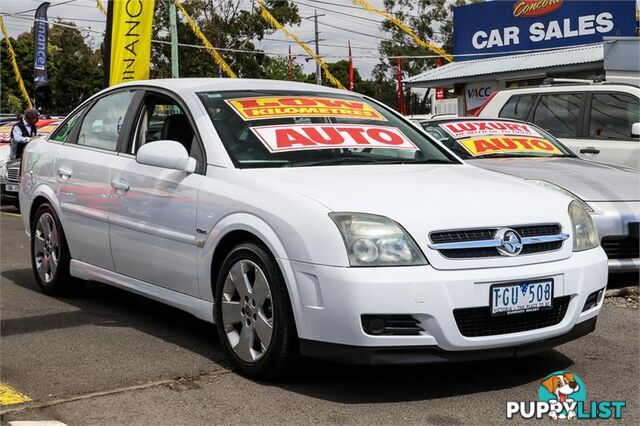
top-left (226, 96), bottom-right (386, 121)
top-left (251, 124), bottom-right (418, 153)
top-left (441, 120), bottom-right (541, 139)
top-left (459, 136), bottom-right (563, 156)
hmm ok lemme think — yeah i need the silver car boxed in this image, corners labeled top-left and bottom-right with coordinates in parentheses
top-left (420, 117), bottom-right (640, 274)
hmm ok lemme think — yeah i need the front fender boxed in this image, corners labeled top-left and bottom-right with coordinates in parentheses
top-left (196, 212), bottom-right (306, 331)
top-left (197, 212), bottom-right (291, 301)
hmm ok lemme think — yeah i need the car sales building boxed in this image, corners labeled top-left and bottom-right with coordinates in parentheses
top-left (404, 0), bottom-right (639, 115)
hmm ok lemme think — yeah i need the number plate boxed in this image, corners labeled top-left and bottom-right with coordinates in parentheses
top-left (5, 184), bottom-right (19, 193)
top-left (490, 279), bottom-right (553, 316)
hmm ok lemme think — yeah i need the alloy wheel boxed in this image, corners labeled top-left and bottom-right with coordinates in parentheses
top-left (221, 259), bottom-right (274, 362)
top-left (33, 212), bottom-right (60, 283)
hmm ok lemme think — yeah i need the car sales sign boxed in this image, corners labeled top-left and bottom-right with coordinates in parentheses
top-left (453, 0), bottom-right (636, 61)
top-left (251, 124), bottom-right (417, 153)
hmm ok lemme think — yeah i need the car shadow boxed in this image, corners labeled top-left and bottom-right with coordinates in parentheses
top-left (275, 351), bottom-right (573, 403)
top-left (1, 267), bottom-right (230, 368)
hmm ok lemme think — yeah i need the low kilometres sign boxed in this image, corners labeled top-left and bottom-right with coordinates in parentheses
top-left (453, 0), bottom-right (636, 61)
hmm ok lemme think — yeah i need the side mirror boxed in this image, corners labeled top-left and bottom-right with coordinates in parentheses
top-left (631, 122), bottom-right (640, 138)
top-left (136, 140), bottom-right (196, 173)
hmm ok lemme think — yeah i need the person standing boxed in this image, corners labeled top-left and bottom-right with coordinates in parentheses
top-left (10, 108), bottom-right (40, 160)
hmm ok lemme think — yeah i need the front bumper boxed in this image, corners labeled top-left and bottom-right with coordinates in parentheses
top-left (300, 317), bottom-right (596, 365)
top-left (282, 247), bottom-right (607, 358)
top-left (589, 201), bottom-right (640, 272)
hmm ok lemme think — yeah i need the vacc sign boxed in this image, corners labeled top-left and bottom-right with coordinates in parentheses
top-left (453, 0), bottom-right (636, 61)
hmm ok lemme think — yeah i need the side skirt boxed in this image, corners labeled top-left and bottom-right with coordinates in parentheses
top-left (70, 259), bottom-right (214, 323)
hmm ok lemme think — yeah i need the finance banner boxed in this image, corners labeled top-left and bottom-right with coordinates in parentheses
top-left (33, 2), bottom-right (50, 90)
top-left (105, 0), bottom-right (155, 86)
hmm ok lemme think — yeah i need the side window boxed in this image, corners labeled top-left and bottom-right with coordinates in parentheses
top-left (77, 91), bottom-right (135, 150)
top-left (499, 95), bottom-right (536, 120)
top-left (50, 107), bottom-right (85, 142)
top-left (588, 93), bottom-right (640, 141)
top-left (131, 94), bottom-right (196, 156)
top-left (532, 93), bottom-right (583, 138)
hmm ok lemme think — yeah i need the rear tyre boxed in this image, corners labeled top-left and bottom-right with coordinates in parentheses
top-left (31, 203), bottom-right (78, 295)
top-left (215, 242), bottom-right (298, 380)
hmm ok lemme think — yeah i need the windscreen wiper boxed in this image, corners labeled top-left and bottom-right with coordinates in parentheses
top-left (283, 157), bottom-right (388, 167)
top-left (284, 157), bottom-right (453, 167)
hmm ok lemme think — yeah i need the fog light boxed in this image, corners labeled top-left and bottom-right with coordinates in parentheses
top-left (366, 318), bottom-right (386, 335)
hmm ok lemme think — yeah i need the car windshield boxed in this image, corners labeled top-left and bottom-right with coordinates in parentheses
top-left (420, 119), bottom-right (576, 159)
top-left (197, 90), bottom-right (458, 168)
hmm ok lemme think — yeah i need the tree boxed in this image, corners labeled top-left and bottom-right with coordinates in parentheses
top-left (6, 94), bottom-right (23, 115)
top-left (263, 55), bottom-right (305, 81)
top-left (151, 0), bottom-right (301, 79)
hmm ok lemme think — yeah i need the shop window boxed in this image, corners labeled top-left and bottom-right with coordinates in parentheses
top-left (588, 93), bottom-right (640, 141)
top-left (532, 93), bottom-right (583, 138)
top-left (499, 95), bottom-right (536, 120)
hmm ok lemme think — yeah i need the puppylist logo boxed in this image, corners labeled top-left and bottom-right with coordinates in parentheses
top-left (506, 371), bottom-right (626, 420)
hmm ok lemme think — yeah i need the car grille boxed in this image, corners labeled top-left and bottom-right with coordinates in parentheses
top-left (453, 296), bottom-right (570, 337)
top-left (601, 235), bottom-right (639, 259)
top-left (6, 163), bottom-right (20, 182)
top-left (430, 224), bottom-right (563, 259)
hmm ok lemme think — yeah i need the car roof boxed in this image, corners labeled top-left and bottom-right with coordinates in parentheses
top-left (494, 83), bottom-right (640, 95)
top-left (110, 78), bottom-right (354, 97)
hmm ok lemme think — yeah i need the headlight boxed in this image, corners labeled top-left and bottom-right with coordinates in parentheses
top-left (329, 212), bottom-right (427, 266)
top-left (568, 201), bottom-right (599, 252)
top-left (0, 161), bottom-right (7, 180)
top-left (528, 180), bottom-right (593, 212)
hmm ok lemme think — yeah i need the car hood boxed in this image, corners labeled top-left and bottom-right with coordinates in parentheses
top-left (467, 157), bottom-right (640, 202)
top-left (242, 164), bottom-right (571, 232)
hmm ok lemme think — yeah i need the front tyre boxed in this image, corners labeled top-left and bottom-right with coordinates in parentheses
top-left (215, 242), bottom-right (297, 380)
top-left (31, 203), bottom-right (77, 295)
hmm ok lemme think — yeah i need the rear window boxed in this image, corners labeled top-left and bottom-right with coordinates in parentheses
top-left (197, 90), bottom-right (457, 168)
top-left (421, 119), bottom-right (575, 159)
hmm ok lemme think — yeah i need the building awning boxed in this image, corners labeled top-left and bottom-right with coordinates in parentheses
top-left (404, 43), bottom-right (604, 87)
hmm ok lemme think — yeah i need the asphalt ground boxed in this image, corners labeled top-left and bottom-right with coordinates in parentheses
top-left (0, 204), bottom-right (638, 425)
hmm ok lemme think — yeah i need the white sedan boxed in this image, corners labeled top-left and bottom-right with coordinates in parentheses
top-left (19, 79), bottom-right (607, 379)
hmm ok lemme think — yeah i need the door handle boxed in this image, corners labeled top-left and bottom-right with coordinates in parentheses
top-left (111, 179), bottom-right (130, 192)
top-left (579, 147), bottom-right (600, 154)
top-left (57, 167), bottom-right (72, 178)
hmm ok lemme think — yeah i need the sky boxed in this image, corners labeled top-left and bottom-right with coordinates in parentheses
top-left (0, 0), bottom-right (390, 79)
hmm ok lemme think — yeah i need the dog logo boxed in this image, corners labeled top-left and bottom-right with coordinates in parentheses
top-left (540, 372), bottom-right (583, 420)
top-left (538, 371), bottom-right (587, 420)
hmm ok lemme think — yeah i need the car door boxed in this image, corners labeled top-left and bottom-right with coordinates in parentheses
top-left (53, 89), bottom-right (137, 270)
top-left (583, 92), bottom-right (640, 168)
top-left (108, 90), bottom-right (205, 296)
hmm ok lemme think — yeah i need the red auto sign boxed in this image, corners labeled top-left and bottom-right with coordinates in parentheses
top-left (251, 124), bottom-right (418, 153)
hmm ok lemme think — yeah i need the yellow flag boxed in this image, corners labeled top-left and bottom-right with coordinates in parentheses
top-left (107, 0), bottom-right (156, 85)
